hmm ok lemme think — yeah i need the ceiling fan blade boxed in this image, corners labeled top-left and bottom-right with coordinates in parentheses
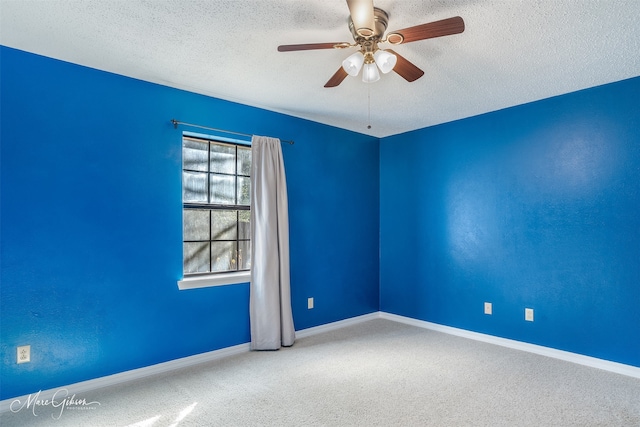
top-left (386, 49), bottom-right (424, 82)
top-left (387, 16), bottom-right (465, 44)
top-left (346, 0), bottom-right (375, 37)
top-left (278, 42), bottom-right (346, 52)
top-left (324, 67), bottom-right (349, 88)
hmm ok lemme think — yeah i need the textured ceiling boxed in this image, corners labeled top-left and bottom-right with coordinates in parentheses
top-left (2, 0), bottom-right (640, 137)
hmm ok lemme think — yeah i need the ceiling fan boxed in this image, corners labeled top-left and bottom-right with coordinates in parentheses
top-left (277, 0), bottom-right (465, 88)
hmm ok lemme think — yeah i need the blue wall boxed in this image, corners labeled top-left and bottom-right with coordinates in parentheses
top-left (0, 46), bottom-right (380, 400)
top-left (380, 77), bottom-right (640, 367)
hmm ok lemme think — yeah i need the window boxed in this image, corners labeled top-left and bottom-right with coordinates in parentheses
top-left (182, 135), bottom-right (251, 277)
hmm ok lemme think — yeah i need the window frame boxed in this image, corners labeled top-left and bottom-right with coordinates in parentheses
top-left (178, 132), bottom-right (252, 290)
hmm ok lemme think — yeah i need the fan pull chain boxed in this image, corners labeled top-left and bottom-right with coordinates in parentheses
top-left (367, 84), bottom-right (372, 129)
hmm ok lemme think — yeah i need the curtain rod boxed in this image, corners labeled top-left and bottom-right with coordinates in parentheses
top-left (171, 119), bottom-right (294, 145)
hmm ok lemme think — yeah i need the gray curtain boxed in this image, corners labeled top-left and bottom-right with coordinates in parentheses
top-left (249, 135), bottom-right (295, 350)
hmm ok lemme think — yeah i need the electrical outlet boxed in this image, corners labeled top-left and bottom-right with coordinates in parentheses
top-left (525, 308), bottom-right (534, 322)
top-left (484, 302), bottom-right (492, 315)
top-left (307, 297), bottom-right (314, 309)
top-left (17, 345), bottom-right (31, 364)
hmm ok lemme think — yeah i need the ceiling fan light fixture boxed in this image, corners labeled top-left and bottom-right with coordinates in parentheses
top-left (342, 51), bottom-right (365, 76)
top-left (373, 50), bottom-right (397, 74)
top-left (362, 62), bottom-right (380, 83)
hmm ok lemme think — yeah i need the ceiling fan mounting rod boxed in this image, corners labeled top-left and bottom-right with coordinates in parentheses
top-left (348, 7), bottom-right (389, 42)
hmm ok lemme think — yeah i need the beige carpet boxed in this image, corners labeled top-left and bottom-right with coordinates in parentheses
top-left (2, 319), bottom-right (639, 426)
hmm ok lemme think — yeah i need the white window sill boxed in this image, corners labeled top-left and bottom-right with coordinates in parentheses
top-left (177, 271), bottom-right (250, 290)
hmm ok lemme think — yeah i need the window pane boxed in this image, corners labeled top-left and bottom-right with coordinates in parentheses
top-left (211, 241), bottom-right (237, 272)
top-left (210, 174), bottom-right (235, 204)
top-left (238, 210), bottom-right (251, 240)
top-left (238, 240), bottom-right (251, 270)
top-left (184, 242), bottom-right (209, 274)
top-left (237, 146), bottom-right (251, 176)
top-left (182, 136), bottom-right (252, 277)
top-left (183, 171), bottom-right (208, 203)
top-left (211, 210), bottom-right (237, 240)
top-left (210, 142), bottom-right (235, 174)
top-left (237, 176), bottom-right (250, 206)
top-left (183, 138), bottom-right (208, 172)
top-left (183, 209), bottom-right (210, 241)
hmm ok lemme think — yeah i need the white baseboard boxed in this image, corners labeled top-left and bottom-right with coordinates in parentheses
top-left (295, 312), bottom-right (380, 339)
top-left (379, 311), bottom-right (640, 379)
top-left (3, 310), bottom-right (638, 413)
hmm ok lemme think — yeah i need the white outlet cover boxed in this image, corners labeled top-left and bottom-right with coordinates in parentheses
top-left (17, 345), bottom-right (31, 364)
top-left (525, 308), bottom-right (534, 322)
top-left (484, 302), bottom-right (492, 315)
top-left (307, 297), bottom-right (314, 310)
